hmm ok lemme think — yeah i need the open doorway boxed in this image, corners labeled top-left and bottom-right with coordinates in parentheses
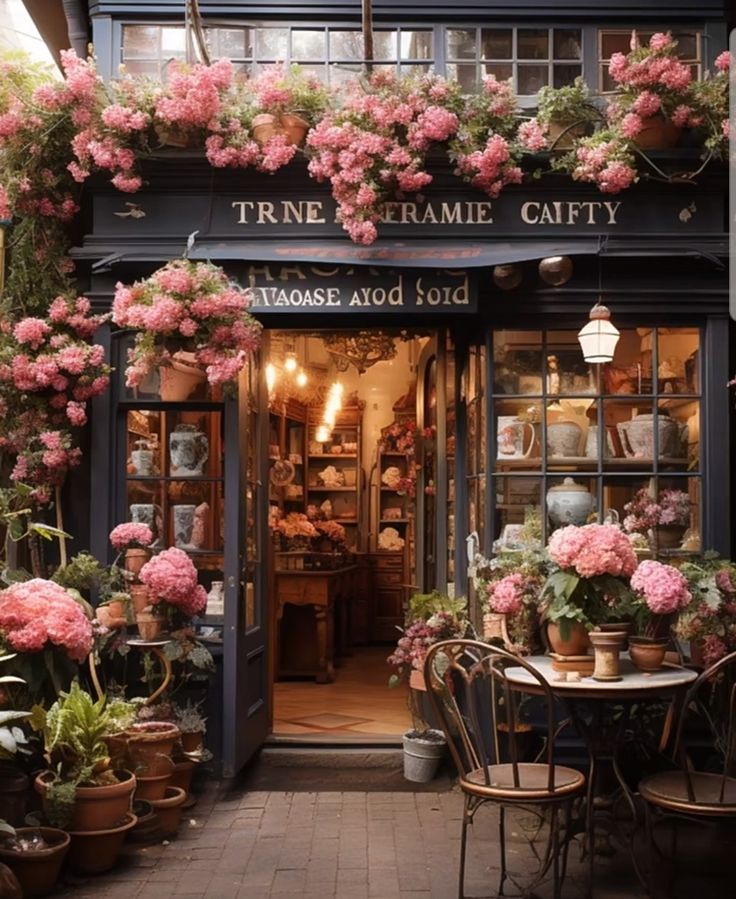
top-left (265, 329), bottom-right (433, 739)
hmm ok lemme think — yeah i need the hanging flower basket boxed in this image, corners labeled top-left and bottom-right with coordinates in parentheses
top-left (633, 114), bottom-right (681, 150)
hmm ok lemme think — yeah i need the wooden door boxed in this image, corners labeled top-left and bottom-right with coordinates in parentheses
top-left (222, 350), bottom-right (269, 776)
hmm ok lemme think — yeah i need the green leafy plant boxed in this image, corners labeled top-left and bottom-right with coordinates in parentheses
top-left (407, 590), bottom-right (467, 622)
top-left (38, 683), bottom-right (134, 826)
top-left (52, 551), bottom-right (122, 599)
top-left (0, 652), bottom-right (30, 759)
top-left (174, 700), bottom-right (207, 735)
top-left (0, 484), bottom-right (70, 583)
top-left (536, 77), bottom-right (601, 127)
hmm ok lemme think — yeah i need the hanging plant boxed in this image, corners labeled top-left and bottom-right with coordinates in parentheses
top-left (307, 71), bottom-right (464, 243)
top-left (111, 258), bottom-right (262, 390)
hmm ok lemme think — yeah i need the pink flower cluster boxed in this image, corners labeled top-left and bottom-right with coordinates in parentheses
top-left (315, 520), bottom-right (347, 546)
top-left (572, 135), bottom-right (637, 194)
top-left (0, 578), bottom-right (93, 662)
top-left (487, 573), bottom-right (524, 615)
top-left (455, 134), bottom-right (522, 198)
top-left (547, 523), bottom-right (638, 579)
top-left (7, 430), bottom-right (82, 502)
top-left (631, 560), bottom-right (692, 614)
top-left (109, 522), bottom-right (153, 552)
top-left (609, 33), bottom-right (693, 94)
top-left (139, 547), bottom-right (207, 618)
top-left (308, 72), bottom-right (462, 244)
top-left (155, 59), bottom-right (234, 130)
top-left (517, 119), bottom-right (549, 152)
top-left (112, 259), bottom-right (262, 388)
top-left (387, 611), bottom-right (465, 673)
top-left (623, 488), bottom-right (691, 534)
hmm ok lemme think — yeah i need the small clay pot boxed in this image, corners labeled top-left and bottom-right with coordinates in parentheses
top-left (149, 786), bottom-right (187, 838)
top-left (0, 827), bottom-right (69, 898)
top-left (66, 812), bottom-right (137, 874)
top-left (134, 768), bottom-right (173, 802)
top-left (124, 548), bottom-right (150, 578)
top-left (598, 621), bottom-right (633, 638)
top-left (279, 113), bottom-right (310, 146)
top-left (546, 621), bottom-right (591, 657)
top-left (629, 637), bottom-right (669, 672)
top-left (129, 584), bottom-right (151, 614)
top-left (135, 610), bottom-right (165, 641)
top-left (252, 113), bottom-right (277, 144)
top-left (170, 758), bottom-right (196, 795)
top-left (180, 731), bottom-right (203, 753)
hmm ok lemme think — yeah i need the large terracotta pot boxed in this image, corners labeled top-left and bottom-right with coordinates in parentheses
top-left (0, 827), bottom-right (69, 898)
top-left (66, 812), bottom-right (137, 874)
top-left (653, 524), bottom-right (687, 549)
top-left (35, 770), bottom-right (136, 832)
top-left (633, 115), bottom-right (681, 150)
top-left (629, 637), bottom-right (669, 672)
top-left (546, 621), bottom-right (591, 657)
top-left (279, 113), bottom-right (310, 147)
top-left (252, 113), bottom-right (310, 147)
top-left (125, 721), bottom-right (180, 778)
top-left (149, 786), bottom-right (187, 838)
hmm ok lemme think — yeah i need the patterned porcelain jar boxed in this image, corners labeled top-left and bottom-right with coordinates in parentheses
top-left (546, 478), bottom-right (594, 527)
top-left (546, 421), bottom-right (583, 458)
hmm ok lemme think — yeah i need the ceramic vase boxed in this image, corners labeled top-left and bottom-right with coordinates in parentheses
top-left (589, 630), bottom-right (627, 681)
top-left (546, 478), bottom-right (594, 527)
top-left (546, 421), bottom-right (583, 458)
top-left (169, 424), bottom-right (209, 477)
top-left (173, 504), bottom-right (196, 549)
top-left (131, 440), bottom-right (154, 476)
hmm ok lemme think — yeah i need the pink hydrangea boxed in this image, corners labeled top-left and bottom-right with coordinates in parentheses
top-left (701, 633), bottom-right (727, 667)
top-left (139, 547), bottom-right (207, 618)
top-left (715, 51), bottom-right (731, 73)
top-left (631, 560), bottom-right (692, 614)
top-left (517, 119), bottom-right (548, 152)
top-left (548, 523), bottom-right (638, 579)
top-left (13, 318), bottom-right (50, 350)
top-left (0, 579), bottom-right (93, 662)
top-left (109, 522), bottom-right (153, 551)
top-left (487, 574), bottom-right (524, 615)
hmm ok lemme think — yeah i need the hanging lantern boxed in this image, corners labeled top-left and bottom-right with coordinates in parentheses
top-left (578, 303), bottom-right (620, 363)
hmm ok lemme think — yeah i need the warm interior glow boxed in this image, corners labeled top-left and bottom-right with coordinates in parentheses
top-left (578, 314), bottom-right (620, 363)
top-left (284, 355), bottom-right (297, 372)
top-left (265, 363), bottom-right (277, 393)
top-left (296, 370), bottom-right (307, 387)
top-left (315, 425), bottom-right (331, 443)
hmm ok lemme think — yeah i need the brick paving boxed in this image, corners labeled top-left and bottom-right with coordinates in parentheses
top-left (47, 777), bottom-right (732, 899)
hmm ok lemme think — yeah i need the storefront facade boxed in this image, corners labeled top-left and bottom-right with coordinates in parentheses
top-left (67, 1), bottom-right (732, 775)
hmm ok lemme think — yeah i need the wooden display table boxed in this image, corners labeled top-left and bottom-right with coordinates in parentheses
top-left (275, 565), bottom-right (357, 683)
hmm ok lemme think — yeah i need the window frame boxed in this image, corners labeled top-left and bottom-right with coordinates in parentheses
top-left (597, 26), bottom-right (703, 93)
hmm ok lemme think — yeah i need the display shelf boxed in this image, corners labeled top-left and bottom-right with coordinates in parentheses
top-left (126, 475), bottom-right (225, 483)
top-left (308, 453), bottom-right (358, 460)
top-left (307, 486), bottom-right (355, 492)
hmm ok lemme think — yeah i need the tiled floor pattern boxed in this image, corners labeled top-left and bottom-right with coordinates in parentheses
top-left (273, 645), bottom-right (411, 736)
top-left (47, 776), bottom-right (734, 899)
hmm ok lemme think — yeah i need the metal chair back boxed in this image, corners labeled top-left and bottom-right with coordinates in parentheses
top-left (670, 649), bottom-right (736, 805)
top-left (423, 639), bottom-right (559, 793)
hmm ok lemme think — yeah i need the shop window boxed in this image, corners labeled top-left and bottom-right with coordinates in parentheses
top-left (121, 24), bottom-right (433, 83)
top-left (490, 327), bottom-right (702, 557)
top-left (445, 26), bottom-right (582, 95)
top-left (598, 29), bottom-right (701, 92)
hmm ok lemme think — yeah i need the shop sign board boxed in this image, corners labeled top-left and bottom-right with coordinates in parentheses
top-left (244, 265), bottom-right (477, 314)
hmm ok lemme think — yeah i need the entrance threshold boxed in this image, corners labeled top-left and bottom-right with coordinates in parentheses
top-left (266, 732), bottom-right (403, 748)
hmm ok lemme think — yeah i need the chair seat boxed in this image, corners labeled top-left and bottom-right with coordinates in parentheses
top-left (639, 770), bottom-right (736, 816)
top-left (462, 763), bottom-right (585, 800)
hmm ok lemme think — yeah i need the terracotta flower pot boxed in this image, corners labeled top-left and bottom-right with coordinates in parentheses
top-left (279, 113), bottom-right (310, 147)
top-left (252, 113), bottom-right (277, 144)
top-left (654, 524), bottom-right (687, 549)
top-left (35, 770), bottom-right (136, 832)
top-left (0, 766), bottom-right (29, 826)
top-left (180, 731), bottom-right (203, 753)
top-left (134, 766), bottom-right (174, 802)
top-left (633, 115), bottom-right (681, 150)
top-left (546, 621), bottom-right (591, 657)
top-left (124, 548), bottom-right (150, 578)
top-left (128, 799), bottom-right (161, 844)
top-left (135, 609), bottom-right (165, 641)
top-left (125, 721), bottom-right (180, 778)
top-left (129, 584), bottom-right (151, 615)
top-left (170, 758), bottom-right (196, 795)
top-left (547, 118), bottom-right (588, 150)
top-left (66, 812), bottom-right (137, 875)
top-left (149, 786), bottom-right (187, 838)
top-left (159, 358), bottom-right (206, 401)
top-left (629, 637), bottom-right (669, 672)
top-left (0, 827), bottom-right (70, 898)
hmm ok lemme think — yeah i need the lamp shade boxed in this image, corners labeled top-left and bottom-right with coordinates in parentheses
top-left (578, 303), bottom-right (620, 363)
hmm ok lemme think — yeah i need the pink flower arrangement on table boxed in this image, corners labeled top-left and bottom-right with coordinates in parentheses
top-left (109, 522), bottom-right (153, 552)
top-left (138, 547), bottom-right (207, 618)
top-left (112, 258), bottom-right (262, 389)
top-left (547, 523), bottom-right (638, 579)
top-left (0, 579), bottom-right (93, 662)
top-left (631, 560), bottom-right (691, 615)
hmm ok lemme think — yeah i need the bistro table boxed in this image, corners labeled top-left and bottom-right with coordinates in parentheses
top-left (505, 654), bottom-right (698, 894)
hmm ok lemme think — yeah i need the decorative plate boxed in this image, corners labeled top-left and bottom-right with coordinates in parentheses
top-left (270, 459), bottom-right (296, 486)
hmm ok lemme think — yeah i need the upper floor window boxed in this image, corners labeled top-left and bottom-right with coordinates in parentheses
top-left (598, 29), bottom-right (701, 91)
top-left (444, 27), bottom-right (582, 96)
top-left (121, 24), bottom-right (433, 83)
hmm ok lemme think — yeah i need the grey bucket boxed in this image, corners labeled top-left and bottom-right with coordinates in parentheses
top-left (403, 729), bottom-right (446, 783)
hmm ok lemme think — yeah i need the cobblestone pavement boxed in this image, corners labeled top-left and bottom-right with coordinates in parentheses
top-left (48, 780), bottom-right (731, 899)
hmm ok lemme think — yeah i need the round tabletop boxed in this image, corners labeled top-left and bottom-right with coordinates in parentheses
top-left (505, 654), bottom-right (698, 701)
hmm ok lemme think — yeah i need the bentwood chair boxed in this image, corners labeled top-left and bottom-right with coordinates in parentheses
top-left (423, 639), bottom-right (586, 899)
top-left (638, 650), bottom-right (736, 897)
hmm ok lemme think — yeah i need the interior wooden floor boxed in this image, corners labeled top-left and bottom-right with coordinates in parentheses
top-left (273, 645), bottom-right (412, 737)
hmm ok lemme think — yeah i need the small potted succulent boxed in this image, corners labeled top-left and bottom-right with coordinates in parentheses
top-left (174, 700), bottom-right (207, 754)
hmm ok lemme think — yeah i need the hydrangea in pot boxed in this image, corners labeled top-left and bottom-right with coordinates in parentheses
top-left (543, 523), bottom-right (637, 654)
top-left (137, 547), bottom-right (207, 638)
top-left (109, 521), bottom-right (154, 580)
top-left (675, 557), bottom-right (736, 667)
top-left (112, 258), bottom-right (262, 394)
top-left (628, 559), bottom-right (692, 670)
top-left (623, 487), bottom-right (692, 549)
